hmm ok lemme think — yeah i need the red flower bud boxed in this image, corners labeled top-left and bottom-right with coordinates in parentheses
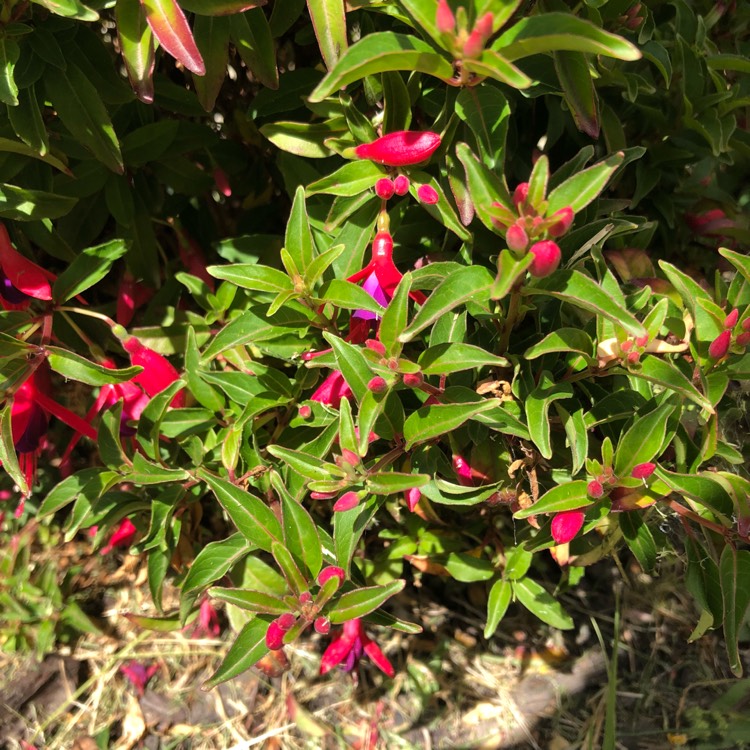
top-left (354, 131), bottom-right (441, 167)
top-left (436, 0), bottom-right (456, 32)
top-left (709, 329), bottom-right (731, 359)
top-left (314, 616), bottom-right (331, 635)
top-left (627, 351), bottom-right (640, 364)
top-left (340, 448), bottom-right (360, 467)
top-left (620, 339), bottom-right (633, 353)
top-left (367, 376), bottom-right (388, 393)
top-left (393, 175), bottom-right (410, 195)
top-left (298, 404), bottom-right (312, 419)
top-left (299, 591), bottom-right (312, 605)
top-left (265, 621), bottom-right (286, 650)
top-left (276, 613), bottom-right (297, 631)
top-left (474, 12), bottom-right (494, 42)
top-left (317, 565), bottom-right (346, 587)
top-left (550, 509), bottom-right (585, 544)
top-left (406, 487), bottom-right (421, 512)
top-left (512, 182), bottom-right (529, 210)
top-left (333, 492), bottom-right (360, 512)
top-left (631, 462), bottom-right (656, 479)
top-left (547, 206), bottom-right (574, 238)
top-left (724, 308), bottom-right (739, 328)
top-left (737, 331), bottom-right (750, 347)
top-left (365, 339), bottom-right (386, 356)
top-left (452, 454), bottom-right (474, 487)
top-left (743, 318), bottom-right (750, 332)
top-left (402, 372), bottom-right (423, 388)
top-left (462, 28), bottom-right (484, 58)
top-left (506, 223), bottom-right (529, 252)
top-left (587, 480), bottom-right (604, 498)
top-left (417, 184), bottom-right (439, 205)
top-left (528, 240), bottom-right (561, 278)
top-left (375, 177), bottom-right (395, 200)
top-left (212, 167), bottom-right (231, 197)
top-left (635, 334), bottom-right (649, 348)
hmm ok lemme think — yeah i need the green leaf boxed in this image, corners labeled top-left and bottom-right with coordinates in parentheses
top-left (193, 14), bottom-right (231, 111)
top-left (613, 400), bottom-right (676, 477)
top-left (505, 546), bottom-right (533, 580)
top-left (281, 490), bottom-right (323, 579)
top-left (306, 161), bottom-right (383, 197)
top-left (0, 403), bottom-right (27, 495)
top-left (304, 243), bottom-right (345, 287)
top-left (319, 279), bottom-right (386, 316)
top-left (210, 587), bottom-right (289, 614)
top-left (271, 540), bottom-right (309, 595)
top-left (267, 444), bottom-right (346, 481)
top-left (98, 402), bottom-right (129, 471)
top-left (45, 62), bottom-right (124, 174)
top-left (230, 9), bottom-right (278, 89)
top-left (285, 186), bottom-right (315, 271)
top-left (400, 266), bottom-right (494, 343)
top-left (524, 328), bottom-right (596, 365)
top-left (513, 577), bottom-right (575, 629)
top-left (46, 347), bottom-right (142, 386)
top-left (328, 580), bottom-right (405, 623)
top-left (455, 85), bottom-right (510, 171)
top-left (0, 184), bottom-right (76, 221)
top-left (52, 239), bottom-right (128, 302)
top-left (199, 469), bottom-right (282, 552)
top-left (180, 0), bottom-right (265, 13)
top-left (418, 343), bottom-right (509, 375)
top-left (324, 332), bottom-right (373, 403)
top-left (513, 480), bottom-right (591, 518)
top-left (37, 469), bottom-right (109, 517)
top-left (141, 0), bottom-right (205, 75)
top-left (333, 494), bottom-right (383, 574)
top-left (8, 86), bottom-right (50, 157)
top-left (182, 534), bottom-right (250, 595)
top-left (306, 0), bottom-right (347, 70)
top-left (309, 32), bottom-right (453, 103)
top-left (203, 617), bottom-right (270, 688)
top-left (116, 0), bottom-right (155, 103)
top-left (464, 50), bottom-right (532, 89)
top-left (366, 471), bottom-right (429, 495)
top-left (184, 327), bottom-right (225, 412)
top-left (32, 0), bottom-right (98, 20)
top-left (260, 120), bottom-right (343, 158)
top-left (379, 271), bottom-right (411, 358)
top-left (554, 404), bottom-right (588, 475)
top-left (525, 270), bottom-right (646, 338)
top-left (495, 13), bottom-right (641, 62)
top-left (619, 512), bottom-right (656, 574)
top-left (720, 546), bottom-right (750, 677)
top-left (485, 578), bottom-right (512, 638)
top-left (403, 400), bottom-right (499, 450)
top-left (623, 356), bottom-right (713, 413)
top-left (554, 50), bottom-right (599, 138)
top-left (491, 249), bottom-right (534, 300)
top-left (525, 371), bottom-right (575, 459)
top-left (208, 263), bottom-right (294, 293)
top-left (129, 453), bottom-right (190, 484)
top-left (0, 38), bottom-right (19, 107)
top-left (445, 552), bottom-right (495, 582)
top-left (546, 151), bottom-right (624, 215)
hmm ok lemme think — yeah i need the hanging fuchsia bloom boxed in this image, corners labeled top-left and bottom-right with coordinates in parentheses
top-left (0, 223), bottom-right (55, 307)
top-left (120, 335), bottom-right (186, 408)
top-left (685, 208), bottom-right (734, 236)
top-left (550, 509), bottom-right (585, 544)
top-left (116, 271), bottom-right (154, 327)
top-left (101, 517), bottom-right (138, 554)
top-left (120, 660), bottom-right (158, 696)
top-left (310, 370), bottom-right (353, 409)
top-left (320, 618), bottom-right (395, 678)
top-left (187, 598), bottom-right (221, 638)
top-left (354, 131), bottom-right (441, 167)
top-left (353, 271), bottom-right (389, 321)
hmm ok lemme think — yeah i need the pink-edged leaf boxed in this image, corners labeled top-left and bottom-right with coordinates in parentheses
top-left (117, 0), bottom-right (156, 103)
top-left (140, 0), bottom-right (206, 75)
top-left (179, 0), bottom-right (266, 14)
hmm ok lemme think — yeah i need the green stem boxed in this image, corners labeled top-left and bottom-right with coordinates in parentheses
top-left (498, 283), bottom-right (523, 355)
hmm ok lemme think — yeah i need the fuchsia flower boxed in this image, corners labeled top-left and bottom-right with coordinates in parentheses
top-left (320, 618), bottom-right (395, 678)
top-left (0, 223), bottom-right (55, 307)
top-left (310, 370), bottom-right (353, 409)
top-left (120, 335), bottom-right (186, 408)
top-left (187, 598), bottom-right (221, 638)
top-left (354, 131), bottom-right (441, 167)
top-left (550, 509), bottom-right (585, 544)
top-left (116, 271), bottom-right (154, 327)
top-left (120, 661), bottom-right (158, 696)
top-left (352, 271), bottom-right (389, 320)
top-left (101, 518), bottom-right (138, 554)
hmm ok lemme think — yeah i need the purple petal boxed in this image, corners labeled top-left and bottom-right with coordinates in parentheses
top-left (353, 272), bottom-right (388, 320)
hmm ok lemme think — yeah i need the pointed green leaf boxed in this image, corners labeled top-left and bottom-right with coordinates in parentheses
top-left (210, 587), bottom-right (289, 614)
top-left (513, 480), bottom-right (591, 518)
top-left (513, 577), bottom-right (574, 629)
top-left (203, 617), bottom-right (270, 688)
top-left (485, 578), bottom-right (512, 638)
top-left (141, 0), bottom-right (205, 75)
top-left (117, 0), bottom-right (155, 103)
top-left (720, 546), bottom-right (750, 677)
top-left (208, 263), bottom-right (293, 293)
top-left (0, 38), bottom-right (20, 108)
top-left (403, 400), bottom-right (499, 450)
top-left (53, 239), bottom-right (128, 302)
top-left (193, 14), bottom-right (230, 111)
top-left (464, 50), bottom-right (532, 89)
top-left (0, 403), bottom-right (28, 495)
top-left (328, 580), bottom-right (405, 623)
top-left (306, 0), bottom-right (347, 70)
top-left (46, 347), bottom-right (142, 386)
top-left (546, 151), bottom-right (624, 214)
top-left (614, 400), bottom-right (676, 477)
top-left (525, 371), bottom-right (575, 459)
top-left (8, 86), bottom-right (50, 157)
top-left (554, 50), bottom-right (599, 138)
top-left (281, 490), bottom-right (323, 579)
top-left (231, 9), bottom-right (278, 89)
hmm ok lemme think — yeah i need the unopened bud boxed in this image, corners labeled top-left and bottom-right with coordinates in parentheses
top-left (528, 240), bottom-right (561, 278)
top-left (310, 491), bottom-right (337, 500)
top-left (314, 616), bottom-right (331, 635)
top-left (512, 182), bottom-right (529, 210)
top-left (620, 339), bottom-right (633, 353)
top-left (547, 206), bottom-right (574, 238)
top-left (627, 351), bottom-right (640, 364)
top-left (436, 0), bottom-right (456, 33)
top-left (417, 184), bottom-right (439, 205)
top-left (743, 318), bottom-right (750, 332)
top-left (276, 613), bottom-right (296, 631)
top-left (506, 223), bottom-right (529, 252)
top-left (355, 131), bottom-right (441, 167)
top-left (709, 329), bottom-right (731, 360)
top-left (474, 12), bottom-right (494, 42)
top-left (631, 462), bottom-right (656, 479)
top-left (393, 175), bottom-right (410, 195)
top-left (587, 479), bottom-right (604, 498)
top-left (402, 371), bottom-right (423, 388)
top-left (317, 565), bottom-right (346, 587)
top-left (213, 167), bottom-right (231, 197)
top-left (724, 308), bottom-right (739, 328)
top-left (298, 404), bottom-right (312, 419)
top-left (299, 591), bottom-right (312, 605)
top-left (368, 376), bottom-right (388, 393)
top-left (365, 339), bottom-right (386, 356)
top-left (452, 455), bottom-right (474, 486)
top-left (737, 331), bottom-right (750, 347)
top-left (462, 27), bottom-right (484, 58)
top-left (340, 448), bottom-right (360, 467)
top-left (333, 491), bottom-right (360, 512)
top-left (375, 177), bottom-right (395, 200)
top-left (406, 487), bottom-right (421, 512)
top-left (265, 621), bottom-right (286, 650)
top-left (635, 334), bottom-right (649, 348)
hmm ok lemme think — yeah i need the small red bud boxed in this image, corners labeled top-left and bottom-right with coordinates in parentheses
top-left (365, 339), bottom-right (386, 356)
top-left (298, 592), bottom-right (312, 605)
top-left (737, 331), bottom-right (750, 347)
top-left (587, 479), bottom-right (604, 498)
top-left (393, 175), bottom-right (410, 195)
top-left (528, 240), bottom-right (561, 278)
top-left (375, 177), bottom-right (395, 200)
top-left (452, 455), bottom-right (474, 487)
top-left (310, 491), bottom-right (337, 500)
top-left (340, 448), bottom-right (360, 466)
top-left (417, 184), bottom-right (439, 205)
top-left (627, 351), bottom-right (640, 364)
top-left (314, 616), bottom-right (331, 635)
top-left (436, 0), bottom-right (456, 33)
top-left (462, 28), bottom-right (484, 58)
top-left (742, 318), bottom-right (750, 332)
top-left (367, 376), bottom-right (388, 393)
top-left (708, 329), bottom-right (731, 359)
top-left (635, 334), bottom-right (649, 348)
top-left (512, 182), bottom-right (529, 210)
top-left (317, 565), bottom-right (346, 587)
top-left (212, 167), bottom-right (231, 197)
top-left (355, 131), bottom-right (441, 167)
top-left (620, 339), bottom-right (633, 353)
top-left (298, 404), bottom-right (312, 419)
top-left (402, 372), bottom-right (424, 388)
top-left (406, 487), bottom-right (421, 512)
top-left (547, 206), bottom-right (574, 238)
top-left (333, 492), bottom-right (360, 512)
top-left (551, 509), bottom-right (585, 544)
top-left (724, 308), bottom-right (739, 328)
top-left (631, 462), bottom-right (656, 479)
top-left (474, 12), bottom-right (494, 42)
top-left (265, 621), bottom-right (286, 650)
top-left (506, 223), bottom-right (529, 252)
top-left (276, 613), bottom-right (297, 631)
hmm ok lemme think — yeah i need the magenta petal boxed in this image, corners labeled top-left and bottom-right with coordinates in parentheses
top-left (550, 509), bottom-right (585, 544)
top-left (353, 272), bottom-right (388, 320)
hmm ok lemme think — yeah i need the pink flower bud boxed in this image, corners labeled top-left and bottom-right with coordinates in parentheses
top-left (354, 131), bottom-right (441, 167)
top-left (547, 207), bottom-right (574, 238)
top-left (212, 167), bottom-right (231, 197)
top-left (724, 308), bottom-right (739, 328)
top-left (709, 329), bottom-right (731, 359)
top-left (587, 479), bottom-right (604, 498)
top-left (512, 182), bottom-right (529, 210)
top-left (367, 376), bottom-right (388, 393)
top-left (462, 27), bottom-right (484, 58)
top-left (528, 240), bottom-right (561, 278)
top-left (417, 184), bottom-right (439, 205)
top-left (317, 565), bottom-right (346, 587)
top-left (550, 509), bottom-right (585, 544)
top-left (314, 616), bottom-right (331, 635)
top-left (452, 455), bottom-right (474, 487)
top-left (737, 331), bottom-right (750, 347)
top-left (627, 351), bottom-right (640, 364)
top-left (406, 487), bottom-right (421, 512)
top-left (265, 621), bottom-right (286, 650)
top-left (333, 492), bottom-right (360, 512)
top-left (375, 177), bottom-right (395, 200)
top-left (620, 339), bottom-right (633, 353)
top-left (276, 613), bottom-right (297, 631)
top-left (474, 12), bottom-right (494, 42)
top-left (299, 592), bottom-right (312, 605)
top-left (635, 334), bottom-right (649, 348)
top-left (402, 372), bottom-right (424, 388)
top-left (631, 462), bottom-right (656, 479)
top-left (298, 404), bottom-right (312, 419)
top-left (506, 223), bottom-right (529, 252)
top-left (436, 0), bottom-right (455, 33)
top-left (743, 318), bottom-right (750, 332)
top-left (310, 491), bottom-right (338, 500)
top-left (365, 339), bottom-right (386, 356)
top-left (393, 175), bottom-right (410, 195)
